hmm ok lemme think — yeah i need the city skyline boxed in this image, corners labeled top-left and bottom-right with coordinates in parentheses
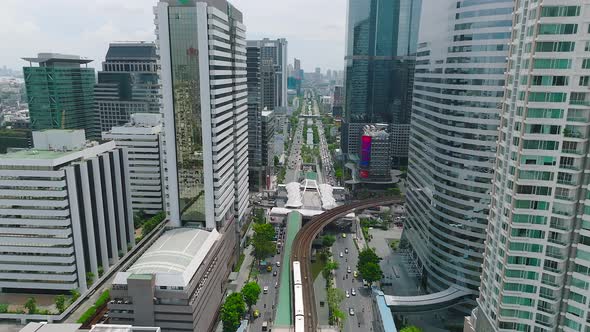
top-left (0, 0), bottom-right (346, 73)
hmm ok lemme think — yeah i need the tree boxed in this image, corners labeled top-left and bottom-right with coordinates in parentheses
top-left (323, 260), bottom-right (339, 279)
top-left (252, 223), bottom-right (276, 261)
top-left (55, 295), bottom-right (66, 313)
top-left (357, 248), bottom-right (383, 284)
top-left (221, 292), bottom-right (246, 332)
top-left (358, 261), bottom-right (383, 284)
top-left (24, 297), bottom-right (37, 314)
top-left (70, 289), bottom-right (81, 304)
top-left (401, 326), bottom-right (423, 332)
top-left (241, 282), bottom-right (261, 310)
top-left (388, 187), bottom-right (401, 196)
top-left (98, 266), bottom-right (105, 277)
top-left (274, 156), bottom-right (280, 168)
top-left (86, 272), bottom-right (95, 286)
top-left (321, 235), bottom-right (336, 248)
top-left (0, 304), bottom-right (8, 313)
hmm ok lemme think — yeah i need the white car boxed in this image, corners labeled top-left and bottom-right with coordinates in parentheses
top-left (263, 286), bottom-right (269, 294)
top-left (351, 288), bottom-right (356, 296)
top-left (349, 308), bottom-right (355, 316)
top-left (345, 291), bottom-right (350, 298)
top-left (339, 252), bottom-right (343, 257)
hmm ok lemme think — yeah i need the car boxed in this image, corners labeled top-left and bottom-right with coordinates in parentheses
top-left (276, 261), bottom-right (281, 267)
top-left (263, 286), bottom-right (269, 294)
top-left (273, 270), bottom-right (278, 276)
top-left (342, 233), bottom-right (347, 238)
top-left (253, 309), bottom-right (260, 318)
top-left (349, 308), bottom-right (355, 316)
top-left (267, 265), bottom-right (272, 272)
top-left (353, 271), bottom-right (358, 278)
top-left (345, 248), bottom-right (349, 254)
top-left (339, 252), bottom-right (343, 257)
top-left (346, 291), bottom-right (350, 298)
top-left (351, 288), bottom-right (356, 296)
top-left (275, 281), bottom-right (278, 288)
top-left (347, 266), bottom-right (351, 273)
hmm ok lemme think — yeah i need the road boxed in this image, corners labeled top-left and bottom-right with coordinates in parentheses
top-left (250, 232), bottom-right (285, 331)
top-left (333, 233), bottom-right (373, 332)
top-left (285, 118), bottom-right (304, 184)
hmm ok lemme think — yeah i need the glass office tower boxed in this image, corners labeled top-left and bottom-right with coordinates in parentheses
top-left (403, 0), bottom-right (513, 311)
top-left (22, 53), bottom-right (97, 139)
top-left (343, 0), bottom-right (421, 167)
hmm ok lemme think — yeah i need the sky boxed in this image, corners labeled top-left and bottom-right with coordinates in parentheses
top-left (0, 0), bottom-right (347, 73)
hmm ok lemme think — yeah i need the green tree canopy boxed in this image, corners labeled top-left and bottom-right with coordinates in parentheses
top-left (24, 297), bottom-right (37, 314)
top-left (55, 295), bottom-right (66, 313)
top-left (401, 326), bottom-right (423, 332)
top-left (322, 235), bottom-right (336, 248)
top-left (221, 292), bottom-right (246, 332)
top-left (241, 282), bottom-right (261, 309)
top-left (252, 223), bottom-right (276, 260)
top-left (358, 261), bottom-right (383, 283)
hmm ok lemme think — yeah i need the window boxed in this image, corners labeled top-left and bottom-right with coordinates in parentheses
top-left (579, 76), bottom-right (590, 86)
top-left (533, 58), bottom-right (571, 69)
top-left (540, 6), bottom-right (580, 17)
top-left (538, 24), bottom-right (578, 35)
top-left (530, 75), bottom-right (568, 86)
top-left (582, 59), bottom-right (590, 69)
top-left (535, 41), bottom-right (575, 52)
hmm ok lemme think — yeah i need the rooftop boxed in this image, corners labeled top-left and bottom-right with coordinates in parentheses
top-left (106, 42), bottom-right (157, 61)
top-left (19, 323), bottom-right (80, 332)
top-left (22, 53), bottom-right (93, 65)
top-left (115, 228), bottom-right (220, 287)
top-left (90, 325), bottom-right (161, 332)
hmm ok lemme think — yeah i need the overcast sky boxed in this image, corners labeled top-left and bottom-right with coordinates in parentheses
top-left (0, 0), bottom-right (346, 73)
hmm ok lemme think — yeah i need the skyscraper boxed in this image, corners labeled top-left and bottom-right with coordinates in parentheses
top-left (472, 2), bottom-right (590, 331)
top-left (95, 42), bottom-right (160, 134)
top-left (155, 0), bottom-right (249, 231)
top-left (403, 0), bottom-right (512, 311)
top-left (246, 38), bottom-right (287, 190)
top-left (22, 53), bottom-right (98, 140)
top-left (342, 0), bottom-right (421, 168)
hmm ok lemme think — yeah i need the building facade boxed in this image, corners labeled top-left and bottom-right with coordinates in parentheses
top-left (0, 130), bottom-right (134, 293)
top-left (474, 2), bottom-right (590, 331)
top-left (359, 124), bottom-right (391, 182)
top-left (22, 53), bottom-right (98, 140)
top-left (342, 0), bottom-right (421, 168)
top-left (403, 0), bottom-right (512, 310)
top-left (155, 0), bottom-right (249, 230)
top-left (110, 227), bottom-right (235, 332)
top-left (103, 113), bottom-right (165, 215)
top-left (246, 38), bottom-right (286, 191)
top-left (95, 42), bottom-right (160, 134)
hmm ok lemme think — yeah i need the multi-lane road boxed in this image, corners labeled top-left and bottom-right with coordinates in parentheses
top-left (332, 234), bottom-right (373, 332)
top-left (285, 118), bottom-right (304, 184)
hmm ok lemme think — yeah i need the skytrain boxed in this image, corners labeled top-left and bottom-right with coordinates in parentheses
top-left (293, 261), bottom-right (304, 332)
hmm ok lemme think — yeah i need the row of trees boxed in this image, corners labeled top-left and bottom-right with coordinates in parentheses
top-left (221, 282), bottom-right (261, 332)
top-left (252, 222), bottom-right (276, 262)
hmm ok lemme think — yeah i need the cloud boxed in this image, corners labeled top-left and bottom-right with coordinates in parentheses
top-left (0, 0), bottom-right (346, 72)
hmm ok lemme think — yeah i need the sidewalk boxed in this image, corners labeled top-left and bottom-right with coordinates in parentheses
top-left (235, 228), bottom-right (255, 290)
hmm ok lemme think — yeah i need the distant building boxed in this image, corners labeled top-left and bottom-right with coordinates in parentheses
top-left (95, 42), bottom-right (160, 134)
top-left (22, 53), bottom-right (98, 139)
top-left (103, 113), bottom-right (164, 215)
top-left (110, 227), bottom-right (232, 332)
top-left (342, 0), bottom-right (421, 168)
top-left (261, 110), bottom-right (275, 189)
top-left (358, 124), bottom-right (391, 182)
top-left (246, 38), bottom-right (286, 190)
top-left (0, 130), bottom-right (134, 293)
top-left (331, 86), bottom-right (343, 118)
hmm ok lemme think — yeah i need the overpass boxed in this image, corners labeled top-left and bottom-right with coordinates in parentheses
top-left (384, 286), bottom-right (472, 313)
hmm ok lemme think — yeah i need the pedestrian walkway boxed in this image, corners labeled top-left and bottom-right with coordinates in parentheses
top-left (235, 228), bottom-right (255, 290)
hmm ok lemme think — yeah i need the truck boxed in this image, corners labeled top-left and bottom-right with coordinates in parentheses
top-left (262, 321), bottom-right (268, 331)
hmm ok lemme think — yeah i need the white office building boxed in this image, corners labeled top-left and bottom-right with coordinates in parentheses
top-left (471, 2), bottom-right (590, 331)
top-left (403, 0), bottom-right (513, 311)
top-left (0, 130), bottom-right (134, 293)
top-left (155, 0), bottom-right (249, 231)
top-left (103, 113), bottom-right (165, 215)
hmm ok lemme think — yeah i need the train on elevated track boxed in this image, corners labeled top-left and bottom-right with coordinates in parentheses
top-left (293, 261), bottom-right (304, 332)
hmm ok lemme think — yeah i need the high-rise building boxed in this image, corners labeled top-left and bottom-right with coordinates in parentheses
top-left (342, 0), bottom-right (421, 168)
top-left (143, 2), bottom-right (247, 330)
top-left (403, 0), bottom-right (512, 312)
top-left (103, 113), bottom-right (165, 215)
top-left (332, 85), bottom-right (344, 118)
top-left (246, 38), bottom-right (286, 190)
top-left (0, 130), bottom-right (134, 293)
top-left (155, 0), bottom-right (248, 230)
top-left (471, 2), bottom-right (590, 331)
top-left (95, 42), bottom-right (160, 134)
top-left (22, 53), bottom-right (98, 139)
